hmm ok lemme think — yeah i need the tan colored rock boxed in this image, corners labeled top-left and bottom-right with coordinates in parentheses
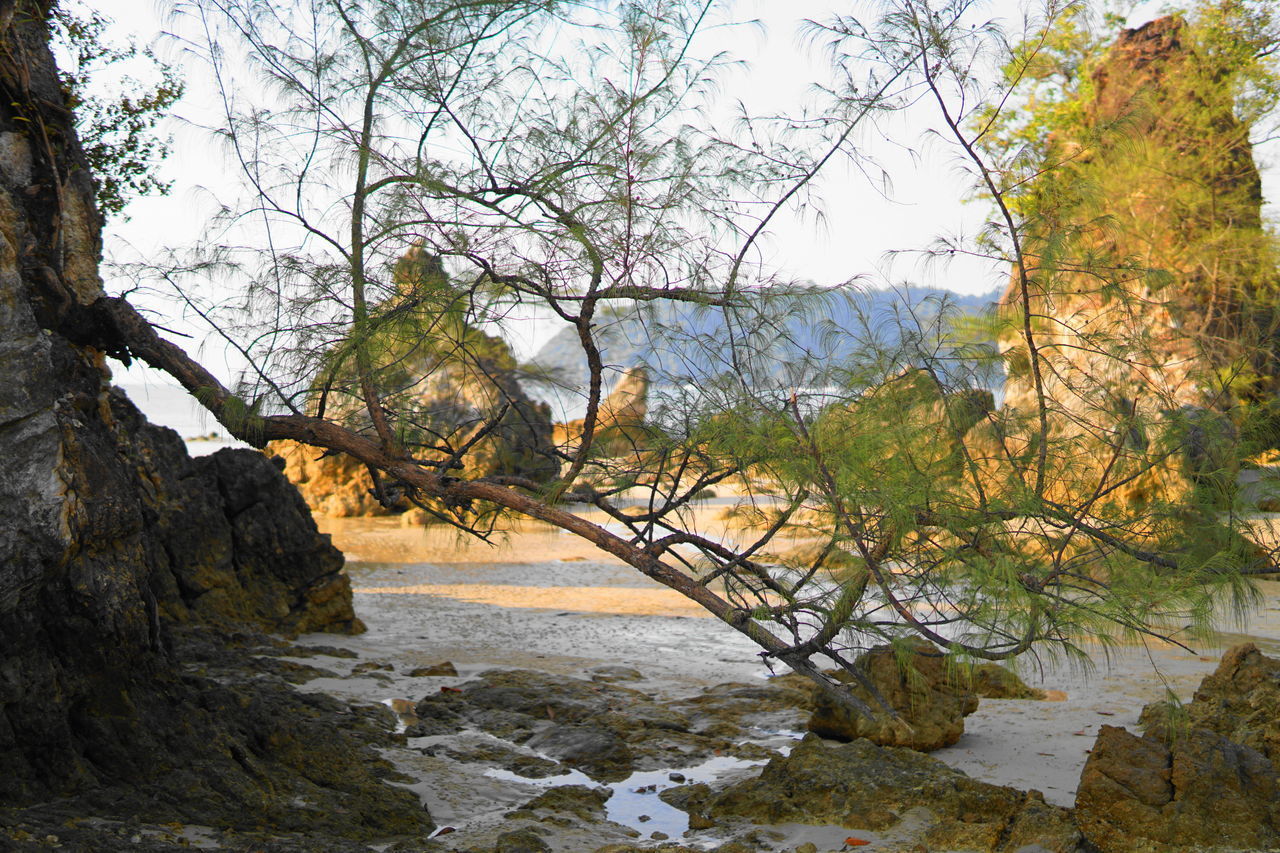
top-left (990, 16), bottom-right (1271, 514)
top-left (1153, 642), bottom-right (1280, 763)
top-left (965, 662), bottom-right (1047, 700)
top-left (1075, 723), bottom-right (1280, 853)
top-left (271, 339), bottom-right (556, 517)
top-left (807, 640), bottom-right (978, 751)
top-left (554, 366), bottom-right (650, 453)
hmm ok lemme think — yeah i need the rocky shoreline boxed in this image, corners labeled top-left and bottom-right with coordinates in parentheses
top-left (11, 612), bottom-right (1280, 852)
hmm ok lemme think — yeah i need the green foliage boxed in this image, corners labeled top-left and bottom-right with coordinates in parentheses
top-left (51, 0), bottom-right (184, 218)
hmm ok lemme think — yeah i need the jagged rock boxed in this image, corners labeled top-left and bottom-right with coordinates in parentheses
top-left (1075, 723), bottom-right (1280, 853)
top-left (989, 14), bottom-right (1274, 518)
top-left (108, 392), bottom-right (362, 635)
top-left (807, 640), bottom-right (978, 751)
top-left (1143, 642), bottom-right (1280, 763)
top-left (270, 289), bottom-right (557, 518)
top-left (0, 5), bottom-right (411, 842)
top-left (554, 366), bottom-right (650, 452)
top-left (703, 734), bottom-right (1081, 852)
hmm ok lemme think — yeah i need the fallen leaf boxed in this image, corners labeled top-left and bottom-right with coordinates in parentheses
top-left (1097, 711), bottom-right (1115, 716)
top-left (440, 686), bottom-right (461, 694)
top-left (844, 839), bottom-right (871, 848)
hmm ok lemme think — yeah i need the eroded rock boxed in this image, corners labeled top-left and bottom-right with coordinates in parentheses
top-left (1075, 723), bottom-right (1280, 853)
top-left (703, 734), bottom-right (1081, 852)
top-left (807, 640), bottom-right (978, 751)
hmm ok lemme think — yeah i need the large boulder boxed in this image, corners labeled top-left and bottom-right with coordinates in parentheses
top-left (1075, 723), bottom-right (1280, 853)
top-left (807, 640), bottom-right (979, 751)
top-left (703, 733), bottom-right (1082, 852)
top-left (1157, 641), bottom-right (1280, 762)
top-left (110, 390), bottom-right (362, 635)
top-left (1074, 644), bottom-right (1280, 852)
top-left (0, 5), bottom-right (425, 842)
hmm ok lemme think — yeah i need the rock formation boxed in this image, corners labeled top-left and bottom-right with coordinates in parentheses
top-left (1075, 643), bottom-right (1280, 852)
top-left (703, 734), bottom-right (1082, 852)
top-left (806, 640), bottom-right (979, 751)
top-left (0, 2), bottom-right (429, 841)
top-left (553, 366), bottom-right (651, 453)
top-left (272, 325), bottom-right (557, 518)
top-left (992, 15), bottom-right (1274, 510)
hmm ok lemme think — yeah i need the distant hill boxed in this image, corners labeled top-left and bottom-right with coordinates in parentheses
top-left (526, 286), bottom-right (1000, 418)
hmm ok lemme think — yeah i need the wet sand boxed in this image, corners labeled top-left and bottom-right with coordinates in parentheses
top-left (306, 514), bottom-right (1280, 810)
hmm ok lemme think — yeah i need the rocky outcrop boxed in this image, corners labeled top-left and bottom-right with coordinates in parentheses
top-left (1075, 724), bottom-right (1280, 853)
top-left (703, 734), bottom-right (1082, 852)
top-left (554, 366), bottom-right (651, 452)
top-left (807, 640), bottom-right (979, 751)
top-left (992, 15), bottom-right (1275, 513)
top-left (410, 668), bottom-right (801, 783)
top-left (271, 332), bottom-right (557, 518)
top-left (1075, 644), bottom-right (1280, 852)
top-left (110, 389), bottom-right (362, 634)
top-left (1153, 641), bottom-right (1280, 762)
top-left (0, 3), bottom-right (428, 842)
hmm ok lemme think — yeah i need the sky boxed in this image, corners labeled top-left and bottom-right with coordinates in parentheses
top-left (95, 0), bottom-right (1276, 397)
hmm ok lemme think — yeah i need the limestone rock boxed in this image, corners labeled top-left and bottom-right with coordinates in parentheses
top-left (1075, 723), bottom-right (1280, 852)
top-left (554, 366), bottom-right (650, 452)
top-left (271, 341), bottom-right (556, 517)
top-left (807, 640), bottom-right (978, 751)
top-left (705, 734), bottom-right (1081, 852)
top-left (1157, 641), bottom-right (1280, 763)
top-left (990, 15), bottom-right (1273, 519)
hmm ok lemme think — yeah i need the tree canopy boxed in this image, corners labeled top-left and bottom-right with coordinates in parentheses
top-left (95, 0), bottom-right (1280, 715)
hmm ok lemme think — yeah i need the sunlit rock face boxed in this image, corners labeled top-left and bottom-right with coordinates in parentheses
top-left (553, 365), bottom-right (651, 453)
top-left (988, 15), bottom-right (1273, 511)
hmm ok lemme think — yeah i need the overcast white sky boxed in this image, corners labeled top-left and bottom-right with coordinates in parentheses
top-left (96, 0), bottom-right (1274, 393)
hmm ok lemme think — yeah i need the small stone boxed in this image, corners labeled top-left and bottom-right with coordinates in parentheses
top-left (409, 661), bottom-right (459, 677)
top-left (650, 831), bottom-right (669, 840)
top-left (689, 814), bottom-right (715, 830)
top-left (350, 660), bottom-right (394, 674)
top-left (795, 844), bottom-right (818, 853)
top-left (668, 772), bottom-right (686, 783)
top-left (637, 814), bottom-right (650, 822)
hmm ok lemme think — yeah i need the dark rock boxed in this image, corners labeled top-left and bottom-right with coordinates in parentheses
top-left (658, 782), bottom-right (711, 813)
top-left (437, 740), bottom-right (565, 779)
top-left (525, 725), bottom-right (635, 782)
top-left (706, 734), bottom-right (1080, 852)
top-left (1075, 723), bottom-right (1280, 852)
top-left (494, 828), bottom-right (552, 853)
top-left (508, 785), bottom-right (611, 822)
top-left (807, 640), bottom-right (979, 751)
top-left (0, 11), bottom-right (393, 843)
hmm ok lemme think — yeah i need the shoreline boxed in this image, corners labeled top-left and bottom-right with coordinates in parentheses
top-left (311, 517), bottom-right (1280, 811)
